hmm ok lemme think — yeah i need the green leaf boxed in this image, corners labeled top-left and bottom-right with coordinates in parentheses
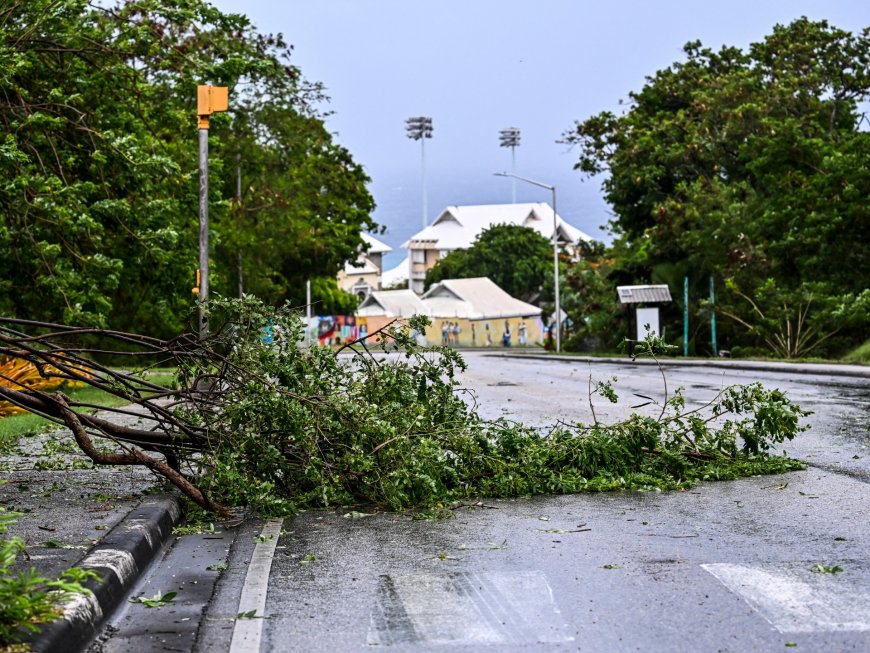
top-left (130, 590), bottom-right (178, 608)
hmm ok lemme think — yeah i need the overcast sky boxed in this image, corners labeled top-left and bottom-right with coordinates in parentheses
top-left (208, 1), bottom-right (868, 259)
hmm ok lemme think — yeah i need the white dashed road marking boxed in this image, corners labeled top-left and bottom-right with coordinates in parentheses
top-left (703, 562), bottom-right (870, 633)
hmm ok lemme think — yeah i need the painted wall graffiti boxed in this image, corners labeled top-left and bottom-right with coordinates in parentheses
top-left (424, 316), bottom-right (544, 348)
top-left (307, 314), bottom-right (546, 348)
top-left (312, 315), bottom-right (368, 346)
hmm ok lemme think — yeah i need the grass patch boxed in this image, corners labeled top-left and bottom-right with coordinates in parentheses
top-left (0, 371), bottom-right (175, 451)
top-left (843, 339), bottom-right (870, 364)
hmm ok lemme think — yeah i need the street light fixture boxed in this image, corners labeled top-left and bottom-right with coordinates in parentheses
top-left (494, 172), bottom-right (562, 353)
top-left (405, 116), bottom-right (433, 229)
top-left (498, 128), bottom-right (521, 203)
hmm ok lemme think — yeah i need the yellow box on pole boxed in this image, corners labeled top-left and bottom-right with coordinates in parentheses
top-left (197, 84), bottom-right (229, 128)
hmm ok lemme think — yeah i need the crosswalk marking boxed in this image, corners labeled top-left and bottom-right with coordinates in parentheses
top-left (367, 570), bottom-right (574, 646)
top-left (703, 562), bottom-right (870, 633)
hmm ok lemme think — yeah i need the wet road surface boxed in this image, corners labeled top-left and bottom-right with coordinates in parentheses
top-left (105, 354), bottom-right (870, 652)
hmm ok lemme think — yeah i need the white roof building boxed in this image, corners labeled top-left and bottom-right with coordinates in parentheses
top-left (380, 256), bottom-right (409, 289)
top-left (357, 278), bottom-right (542, 322)
top-left (403, 202), bottom-right (592, 293)
top-left (360, 233), bottom-right (392, 255)
top-left (357, 289), bottom-right (430, 318)
top-left (403, 202), bottom-right (591, 251)
top-left (422, 277), bottom-right (542, 320)
top-left (337, 233), bottom-right (392, 300)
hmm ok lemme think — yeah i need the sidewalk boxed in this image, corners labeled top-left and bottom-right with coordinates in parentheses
top-left (1, 420), bottom-right (182, 652)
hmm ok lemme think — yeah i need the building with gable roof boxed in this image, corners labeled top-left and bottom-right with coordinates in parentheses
top-left (357, 289), bottom-right (431, 319)
top-left (402, 202), bottom-right (592, 293)
top-left (337, 232), bottom-right (392, 301)
top-left (356, 277), bottom-right (545, 347)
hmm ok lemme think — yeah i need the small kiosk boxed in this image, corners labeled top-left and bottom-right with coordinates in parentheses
top-left (616, 284), bottom-right (672, 343)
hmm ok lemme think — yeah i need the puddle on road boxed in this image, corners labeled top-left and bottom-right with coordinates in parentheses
top-left (367, 570), bottom-right (573, 646)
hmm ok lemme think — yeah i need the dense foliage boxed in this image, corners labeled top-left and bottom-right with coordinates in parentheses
top-left (0, 0), bottom-right (373, 336)
top-left (183, 300), bottom-right (808, 515)
top-left (424, 224), bottom-right (554, 302)
top-left (563, 18), bottom-right (870, 357)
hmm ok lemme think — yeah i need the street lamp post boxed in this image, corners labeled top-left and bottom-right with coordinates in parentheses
top-left (405, 116), bottom-right (433, 229)
top-left (494, 172), bottom-right (562, 353)
top-left (498, 128), bottom-right (521, 203)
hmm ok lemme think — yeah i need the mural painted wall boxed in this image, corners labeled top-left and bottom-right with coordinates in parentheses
top-left (311, 315), bottom-right (368, 346)
top-left (423, 317), bottom-right (544, 348)
top-left (309, 315), bottom-right (546, 348)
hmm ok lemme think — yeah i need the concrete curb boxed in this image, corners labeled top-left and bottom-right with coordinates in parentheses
top-left (484, 351), bottom-right (870, 379)
top-left (25, 494), bottom-right (183, 653)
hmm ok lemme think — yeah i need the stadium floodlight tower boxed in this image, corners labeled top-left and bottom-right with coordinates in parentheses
top-left (405, 116), bottom-right (434, 229)
top-left (499, 127), bottom-right (521, 203)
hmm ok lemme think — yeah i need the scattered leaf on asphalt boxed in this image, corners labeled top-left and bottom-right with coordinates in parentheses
top-left (810, 564), bottom-right (843, 574)
top-left (208, 562), bottom-right (228, 571)
top-left (42, 539), bottom-right (85, 549)
top-left (602, 564), bottom-right (620, 570)
top-left (130, 591), bottom-right (177, 608)
top-left (173, 522), bottom-right (216, 536)
top-left (237, 610), bottom-right (263, 619)
top-left (833, 537), bottom-right (847, 542)
top-left (299, 553), bottom-right (316, 564)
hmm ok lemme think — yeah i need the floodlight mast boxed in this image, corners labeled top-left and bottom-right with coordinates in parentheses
top-left (405, 117), bottom-right (433, 229)
top-left (498, 128), bottom-right (521, 203)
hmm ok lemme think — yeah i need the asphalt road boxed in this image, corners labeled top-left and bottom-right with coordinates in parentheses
top-left (102, 354), bottom-right (870, 652)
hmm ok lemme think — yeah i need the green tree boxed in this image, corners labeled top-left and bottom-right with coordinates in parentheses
top-left (424, 224), bottom-right (554, 302)
top-left (0, 0), bottom-right (374, 336)
top-left (563, 18), bottom-right (870, 357)
top-left (560, 241), bottom-right (624, 351)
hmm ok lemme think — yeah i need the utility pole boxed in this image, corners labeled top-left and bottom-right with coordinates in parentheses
top-left (683, 276), bottom-right (689, 357)
top-left (195, 84), bottom-right (229, 339)
top-left (494, 172), bottom-right (561, 352)
top-left (305, 279), bottom-right (312, 347)
top-left (405, 117), bottom-right (433, 229)
top-left (236, 152), bottom-right (243, 299)
top-left (498, 128), bottom-right (521, 203)
top-left (710, 275), bottom-right (718, 357)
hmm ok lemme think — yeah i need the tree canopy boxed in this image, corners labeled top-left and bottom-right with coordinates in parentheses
top-left (424, 224), bottom-right (554, 302)
top-left (0, 0), bottom-right (374, 335)
top-left (563, 18), bottom-right (870, 357)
